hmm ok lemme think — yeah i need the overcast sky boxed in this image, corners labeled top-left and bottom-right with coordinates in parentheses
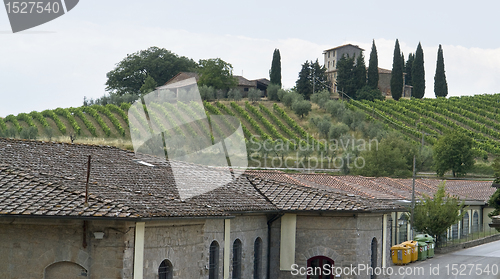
top-left (1, 0), bottom-right (500, 117)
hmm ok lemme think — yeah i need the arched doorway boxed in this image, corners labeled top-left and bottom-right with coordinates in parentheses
top-left (371, 238), bottom-right (378, 279)
top-left (307, 256), bottom-right (334, 279)
top-left (44, 261), bottom-right (87, 279)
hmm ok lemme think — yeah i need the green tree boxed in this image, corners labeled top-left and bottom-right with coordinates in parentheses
top-left (411, 182), bottom-right (466, 246)
top-left (434, 44), bottom-right (448, 98)
top-left (311, 59), bottom-right (329, 93)
top-left (405, 53), bottom-right (414, 86)
top-left (269, 48), bottom-right (282, 87)
top-left (316, 118), bottom-right (332, 138)
top-left (356, 85), bottom-right (384, 101)
top-left (139, 75), bottom-right (157, 95)
top-left (434, 131), bottom-right (475, 177)
top-left (282, 91), bottom-right (303, 109)
top-left (325, 100), bottom-right (346, 118)
top-left (267, 83), bottom-right (280, 101)
top-left (335, 54), bottom-right (356, 99)
top-left (197, 58), bottom-right (238, 91)
top-left (292, 100), bottom-right (312, 118)
top-left (355, 133), bottom-right (417, 177)
top-left (310, 90), bottom-right (330, 110)
top-left (353, 53), bottom-right (367, 92)
top-left (228, 88), bottom-right (242, 101)
top-left (105, 47), bottom-right (197, 95)
top-left (367, 40), bottom-right (379, 89)
top-left (412, 42), bottom-right (426, 98)
top-left (296, 60), bottom-right (312, 99)
top-left (390, 39), bottom-right (404, 100)
top-left (295, 60), bottom-right (328, 100)
top-left (248, 88), bottom-right (262, 103)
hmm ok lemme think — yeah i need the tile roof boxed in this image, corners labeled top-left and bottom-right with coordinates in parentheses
top-left (246, 175), bottom-right (399, 212)
top-left (323, 44), bottom-right (365, 52)
top-left (0, 138), bottom-right (400, 219)
top-left (246, 170), bottom-right (494, 203)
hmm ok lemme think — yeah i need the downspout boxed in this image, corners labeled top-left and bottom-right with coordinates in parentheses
top-left (267, 213), bottom-right (283, 279)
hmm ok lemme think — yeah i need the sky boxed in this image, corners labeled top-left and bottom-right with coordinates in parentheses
top-left (1, 0), bottom-right (500, 117)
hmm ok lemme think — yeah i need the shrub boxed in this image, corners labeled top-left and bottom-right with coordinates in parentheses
top-left (325, 100), bottom-right (346, 118)
top-left (356, 85), bottom-right (385, 101)
top-left (328, 123), bottom-right (350, 139)
top-left (292, 100), bottom-right (312, 118)
top-left (227, 88), bottom-right (242, 101)
top-left (282, 92), bottom-right (303, 109)
top-left (267, 84), bottom-right (280, 101)
top-left (310, 90), bottom-right (331, 109)
top-left (20, 127), bottom-right (38, 140)
top-left (199, 85), bottom-right (215, 101)
top-left (248, 88), bottom-right (261, 103)
top-left (277, 89), bottom-right (288, 101)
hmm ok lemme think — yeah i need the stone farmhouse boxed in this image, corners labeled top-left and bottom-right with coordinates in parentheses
top-left (323, 44), bottom-right (411, 98)
top-left (163, 72), bottom-right (270, 97)
top-left (0, 138), bottom-right (400, 279)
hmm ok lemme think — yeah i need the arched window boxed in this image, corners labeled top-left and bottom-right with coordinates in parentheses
top-left (451, 223), bottom-right (458, 239)
top-left (371, 238), bottom-right (378, 279)
top-left (254, 237), bottom-right (262, 279)
top-left (208, 240), bottom-right (219, 279)
top-left (462, 212), bottom-right (470, 236)
top-left (159, 259), bottom-right (173, 279)
top-left (307, 256), bottom-right (334, 279)
top-left (232, 239), bottom-right (242, 279)
top-left (473, 211), bottom-right (480, 233)
top-left (209, 241), bottom-right (220, 279)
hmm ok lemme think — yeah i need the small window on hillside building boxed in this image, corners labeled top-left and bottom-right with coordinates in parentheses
top-left (159, 259), bottom-right (173, 279)
top-left (209, 241), bottom-right (220, 279)
top-left (232, 239), bottom-right (242, 279)
top-left (254, 237), bottom-right (262, 279)
top-left (244, 88), bottom-right (249, 92)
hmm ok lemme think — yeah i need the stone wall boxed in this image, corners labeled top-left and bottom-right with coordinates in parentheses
top-left (142, 215), bottom-right (268, 279)
top-left (0, 217), bottom-right (135, 279)
top-left (270, 213), bottom-right (388, 279)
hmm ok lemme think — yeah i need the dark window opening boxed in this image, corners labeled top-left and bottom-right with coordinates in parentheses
top-left (159, 259), bottom-right (173, 279)
top-left (307, 256), bottom-right (334, 279)
top-left (209, 241), bottom-right (219, 279)
top-left (254, 237), bottom-right (262, 279)
top-left (232, 239), bottom-right (242, 279)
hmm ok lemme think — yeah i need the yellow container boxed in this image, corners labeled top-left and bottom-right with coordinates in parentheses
top-left (402, 241), bottom-right (418, 262)
top-left (391, 244), bottom-right (411, 265)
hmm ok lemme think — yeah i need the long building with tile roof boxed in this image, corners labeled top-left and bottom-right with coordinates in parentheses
top-left (0, 138), bottom-right (400, 279)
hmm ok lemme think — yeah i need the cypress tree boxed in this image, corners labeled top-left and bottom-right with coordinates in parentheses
top-left (434, 44), bottom-right (448, 97)
top-left (405, 53), bottom-right (414, 86)
top-left (390, 39), bottom-right (404, 100)
top-left (367, 40), bottom-right (379, 89)
top-left (354, 52), bottom-right (367, 94)
top-left (335, 54), bottom-right (356, 99)
top-left (296, 60), bottom-right (312, 100)
top-left (311, 59), bottom-right (329, 92)
top-left (269, 48), bottom-right (282, 87)
top-left (412, 42), bottom-right (425, 98)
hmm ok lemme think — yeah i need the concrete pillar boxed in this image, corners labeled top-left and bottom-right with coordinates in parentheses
top-left (133, 222), bottom-right (145, 279)
top-left (224, 219), bottom-right (230, 279)
top-left (280, 214), bottom-right (297, 271)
